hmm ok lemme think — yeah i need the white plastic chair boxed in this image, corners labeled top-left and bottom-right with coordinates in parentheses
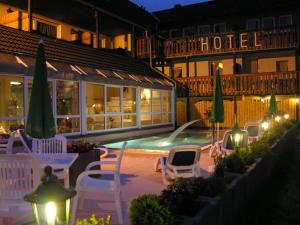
top-left (17, 129), bottom-right (33, 153)
top-left (0, 131), bottom-right (18, 154)
top-left (154, 145), bottom-right (201, 185)
top-left (0, 155), bottom-right (41, 225)
top-left (209, 129), bottom-right (249, 157)
top-left (32, 135), bottom-right (69, 187)
top-left (244, 122), bottom-right (261, 143)
top-left (32, 134), bottom-right (67, 153)
top-left (70, 142), bottom-right (127, 225)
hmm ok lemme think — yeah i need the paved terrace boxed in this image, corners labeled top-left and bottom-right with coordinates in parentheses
top-left (74, 150), bottom-right (214, 225)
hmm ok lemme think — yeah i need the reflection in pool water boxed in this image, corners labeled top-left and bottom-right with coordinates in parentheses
top-left (104, 130), bottom-right (213, 152)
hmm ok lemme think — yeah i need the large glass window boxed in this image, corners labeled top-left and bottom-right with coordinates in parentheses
top-left (0, 76), bottom-right (24, 134)
top-left (56, 81), bottom-right (80, 133)
top-left (140, 89), bottom-right (172, 126)
top-left (56, 81), bottom-right (79, 115)
top-left (107, 87), bottom-right (121, 113)
top-left (86, 83), bottom-right (105, 131)
top-left (123, 87), bottom-right (136, 127)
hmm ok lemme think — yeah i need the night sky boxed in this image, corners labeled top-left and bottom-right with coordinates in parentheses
top-left (131, 0), bottom-right (209, 12)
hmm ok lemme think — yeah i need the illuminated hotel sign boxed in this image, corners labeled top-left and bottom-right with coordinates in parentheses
top-left (198, 32), bottom-right (262, 51)
top-left (164, 27), bottom-right (298, 57)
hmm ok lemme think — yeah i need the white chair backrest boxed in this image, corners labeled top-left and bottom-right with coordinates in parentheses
top-left (222, 129), bottom-right (248, 150)
top-left (32, 134), bottom-right (67, 153)
top-left (0, 155), bottom-right (40, 201)
top-left (244, 122), bottom-right (261, 138)
top-left (17, 129), bottom-right (32, 152)
top-left (0, 131), bottom-right (17, 154)
top-left (115, 142), bottom-right (127, 175)
top-left (167, 145), bottom-right (201, 170)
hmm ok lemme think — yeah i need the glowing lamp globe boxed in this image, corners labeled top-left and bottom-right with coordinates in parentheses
top-left (24, 166), bottom-right (76, 225)
top-left (229, 125), bottom-right (246, 149)
top-left (275, 115), bottom-right (281, 123)
top-left (261, 121), bottom-right (269, 131)
top-left (284, 113), bottom-right (289, 120)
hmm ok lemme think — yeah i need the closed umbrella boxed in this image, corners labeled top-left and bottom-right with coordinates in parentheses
top-left (211, 64), bottom-right (224, 144)
top-left (269, 90), bottom-right (277, 116)
top-left (25, 40), bottom-right (55, 138)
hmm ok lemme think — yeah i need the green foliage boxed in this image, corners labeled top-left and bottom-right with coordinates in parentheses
top-left (214, 155), bottom-right (226, 178)
top-left (235, 146), bottom-right (255, 166)
top-left (130, 194), bottom-right (173, 225)
top-left (76, 214), bottom-right (111, 225)
top-left (224, 153), bottom-right (245, 174)
top-left (161, 177), bottom-right (203, 215)
top-left (249, 141), bottom-right (270, 159)
top-left (200, 176), bottom-right (226, 197)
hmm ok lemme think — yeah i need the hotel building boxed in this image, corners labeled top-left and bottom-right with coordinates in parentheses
top-left (138, 0), bottom-right (300, 128)
top-left (0, 0), bottom-right (175, 139)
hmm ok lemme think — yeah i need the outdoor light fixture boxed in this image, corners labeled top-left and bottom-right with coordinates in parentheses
top-left (24, 166), bottom-right (76, 225)
top-left (218, 62), bottom-right (223, 69)
top-left (284, 113), bottom-right (290, 120)
top-left (10, 81), bottom-right (22, 85)
top-left (275, 115), bottom-right (281, 122)
top-left (261, 120), bottom-right (269, 131)
top-left (229, 125), bottom-right (245, 149)
top-left (295, 98), bottom-right (299, 104)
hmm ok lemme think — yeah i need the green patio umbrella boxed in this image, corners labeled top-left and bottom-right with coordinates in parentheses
top-left (25, 40), bottom-right (55, 138)
top-left (269, 90), bottom-right (277, 116)
top-left (211, 65), bottom-right (224, 143)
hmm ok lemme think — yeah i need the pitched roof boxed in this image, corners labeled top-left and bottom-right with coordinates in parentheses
top-left (154, 0), bottom-right (300, 27)
top-left (0, 25), bottom-right (173, 88)
top-left (79, 0), bottom-right (158, 30)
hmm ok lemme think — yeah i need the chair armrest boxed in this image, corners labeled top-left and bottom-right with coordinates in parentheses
top-left (85, 161), bottom-right (117, 171)
top-left (76, 169), bottom-right (116, 185)
top-left (201, 144), bottom-right (212, 151)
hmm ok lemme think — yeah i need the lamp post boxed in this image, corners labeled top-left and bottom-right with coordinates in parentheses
top-left (24, 166), bottom-right (76, 225)
top-left (275, 115), bottom-right (281, 123)
top-left (229, 95), bottom-right (245, 150)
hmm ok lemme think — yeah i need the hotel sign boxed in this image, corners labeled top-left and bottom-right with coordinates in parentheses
top-left (164, 27), bottom-right (298, 57)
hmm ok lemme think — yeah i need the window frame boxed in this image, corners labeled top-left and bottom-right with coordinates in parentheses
top-left (279, 15), bottom-right (293, 27)
top-left (262, 17), bottom-right (276, 29)
top-left (213, 23), bottom-right (226, 33)
top-left (246, 18), bottom-right (261, 30)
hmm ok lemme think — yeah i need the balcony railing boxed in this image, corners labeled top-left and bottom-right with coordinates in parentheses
top-left (177, 71), bottom-right (299, 97)
top-left (137, 26), bottom-right (300, 59)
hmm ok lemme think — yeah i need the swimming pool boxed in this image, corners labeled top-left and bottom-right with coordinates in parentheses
top-left (104, 130), bottom-right (213, 152)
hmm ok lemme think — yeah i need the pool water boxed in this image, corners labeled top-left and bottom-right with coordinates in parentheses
top-left (104, 130), bottom-right (213, 152)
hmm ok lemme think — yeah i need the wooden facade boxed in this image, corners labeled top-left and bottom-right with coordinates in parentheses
top-left (177, 71), bottom-right (299, 97)
top-left (177, 97), bottom-right (297, 128)
top-left (136, 26), bottom-right (300, 59)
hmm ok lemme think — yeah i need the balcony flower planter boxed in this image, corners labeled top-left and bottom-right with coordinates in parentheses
top-left (182, 125), bottom-right (297, 225)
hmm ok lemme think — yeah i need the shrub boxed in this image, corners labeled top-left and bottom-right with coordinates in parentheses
top-left (76, 214), bottom-right (110, 225)
top-left (250, 141), bottom-right (270, 159)
top-left (161, 177), bottom-right (203, 216)
top-left (236, 147), bottom-right (255, 166)
top-left (200, 176), bottom-right (226, 197)
top-left (214, 155), bottom-right (226, 178)
top-left (224, 153), bottom-right (245, 174)
top-left (130, 194), bottom-right (173, 225)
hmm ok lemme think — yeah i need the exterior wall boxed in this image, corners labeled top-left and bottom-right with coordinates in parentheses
top-left (196, 61), bottom-right (209, 76)
top-left (177, 96), bottom-right (297, 128)
top-left (189, 62), bottom-right (195, 77)
top-left (258, 56), bottom-right (296, 72)
top-left (222, 59), bottom-right (234, 75)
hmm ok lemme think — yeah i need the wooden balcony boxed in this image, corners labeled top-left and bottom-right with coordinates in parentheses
top-left (177, 71), bottom-right (299, 97)
top-left (137, 26), bottom-right (300, 59)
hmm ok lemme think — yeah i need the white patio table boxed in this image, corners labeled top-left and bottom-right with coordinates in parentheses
top-left (17, 153), bottom-right (78, 188)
